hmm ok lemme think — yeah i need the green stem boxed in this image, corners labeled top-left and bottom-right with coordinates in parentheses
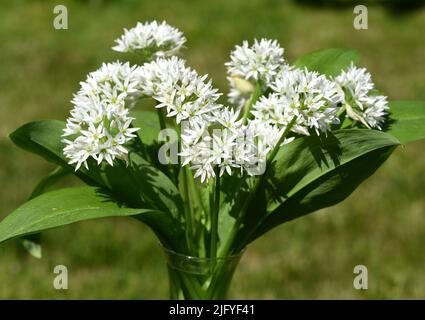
top-left (174, 122), bottom-right (194, 254)
top-left (337, 104), bottom-right (347, 117)
top-left (171, 270), bottom-right (205, 299)
top-left (218, 179), bottom-right (259, 257)
top-left (242, 82), bottom-right (262, 124)
top-left (219, 117), bottom-right (297, 256)
top-left (210, 171), bottom-right (221, 259)
top-left (157, 108), bottom-right (167, 131)
top-left (266, 117), bottom-right (298, 165)
top-left (186, 166), bottom-right (206, 222)
top-left (181, 165), bottom-right (194, 251)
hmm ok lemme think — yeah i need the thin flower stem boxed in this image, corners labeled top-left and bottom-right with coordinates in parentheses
top-left (175, 271), bottom-right (205, 299)
top-left (157, 108), bottom-right (167, 131)
top-left (181, 164), bottom-right (194, 249)
top-left (174, 122), bottom-right (195, 254)
top-left (210, 171), bottom-right (221, 259)
top-left (219, 117), bottom-right (297, 257)
top-left (186, 166), bottom-right (206, 222)
top-left (337, 104), bottom-right (346, 117)
top-left (242, 82), bottom-right (262, 124)
top-left (265, 117), bottom-right (297, 165)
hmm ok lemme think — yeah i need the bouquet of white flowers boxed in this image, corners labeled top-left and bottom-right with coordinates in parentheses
top-left (1, 21), bottom-right (424, 299)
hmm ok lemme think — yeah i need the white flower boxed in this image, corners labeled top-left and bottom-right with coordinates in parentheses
top-left (225, 40), bottom-right (287, 110)
top-left (178, 105), bottom-right (295, 182)
top-left (214, 107), bottom-right (243, 133)
top-left (335, 64), bottom-right (389, 129)
top-left (112, 21), bottom-right (186, 59)
top-left (244, 119), bottom-right (294, 174)
top-left (178, 112), bottom-right (240, 182)
top-left (211, 129), bottom-right (238, 177)
top-left (253, 67), bottom-right (343, 135)
top-left (63, 61), bottom-right (141, 170)
top-left (138, 57), bottom-right (222, 124)
top-left (64, 28), bottom-right (393, 186)
top-left (179, 122), bottom-right (217, 183)
top-left (358, 95), bottom-right (388, 129)
top-left (226, 39), bottom-right (285, 84)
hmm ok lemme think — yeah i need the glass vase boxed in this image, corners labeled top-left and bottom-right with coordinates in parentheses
top-left (162, 246), bottom-right (244, 300)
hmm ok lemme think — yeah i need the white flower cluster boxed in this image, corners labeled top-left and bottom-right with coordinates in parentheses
top-left (226, 39), bottom-right (286, 109)
top-left (131, 55), bottom-right (295, 182)
top-left (179, 108), bottom-right (292, 182)
top-left (138, 57), bottom-right (222, 124)
top-left (125, 56), bottom-right (263, 182)
top-left (335, 64), bottom-right (388, 129)
top-left (226, 39), bottom-right (285, 83)
top-left (63, 20), bottom-right (390, 182)
top-left (179, 110), bottom-right (247, 182)
top-left (63, 62), bottom-right (141, 170)
top-left (112, 21), bottom-right (186, 59)
top-left (252, 67), bottom-right (343, 136)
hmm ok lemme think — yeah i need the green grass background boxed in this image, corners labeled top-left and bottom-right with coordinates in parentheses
top-left (0, 0), bottom-right (424, 299)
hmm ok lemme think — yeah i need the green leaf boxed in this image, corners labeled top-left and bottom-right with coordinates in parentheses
top-left (9, 120), bottom-right (100, 186)
top-left (131, 110), bottom-right (162, 146)
top-left (130, 110), bottom-right (178, 182)
top-left (9, 120), bottom-right (186, 249)
top-left (104, 152), bottom-right (184, 217)
top-left (21, 166), bottom-right (71, 258)
top-left (9, 120), bottom-right (184, 213)
top-left (218, 174), bottom-right (259, 243)
top-left (386, 101), bottom-right (425, 144)
top-left (0, 187), bottom-right (150, 244)
top-left (239, 130), bottom-right (399, 245)
top-left (28, 166), bottom-right (71, 200)
top-left (294, 48), bottom-right (359, 76)
top-left (9, 120), bottom-right (65, 164)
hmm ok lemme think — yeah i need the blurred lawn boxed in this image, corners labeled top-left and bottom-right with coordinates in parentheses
top-left (1, 0), bottom-right (425, 299)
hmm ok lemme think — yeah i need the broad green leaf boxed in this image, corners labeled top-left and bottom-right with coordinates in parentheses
top-left (103, 151), bottom-right (184, 217)
top-left (131, 110), bottom-right (162, 145)
top-left (134, 211), bottom-right (187, 253)
top-left (0, 187), bottom-right (147, 244)
top-left (386, 101), bottom-right (425, 144)
top-left (294, 48), bottom-right (359, 76)
top-left (0, 186), bottom-right (186, 252)
top-left (9, 121), bottom-right (65, 164)
top-left (237, 130), bottom-right (399, 246)
top-left (9, 120), bottom-right (186, 248)
top-left (9, 121), bottom-right (100, 187)
top-left (9, 120), bottom-right (183, 214)
top-left (28, 166), bottom-right (71, 200)
top-left (130, 110), bottom-right (178, 183)
top-left (218, 174), bottom-right (258, 246)
top-left (21, 166), bottom-right (71, 258)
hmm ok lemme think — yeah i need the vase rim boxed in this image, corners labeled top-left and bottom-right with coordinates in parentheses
top-left (159, 243), bottom-right (246, 262)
